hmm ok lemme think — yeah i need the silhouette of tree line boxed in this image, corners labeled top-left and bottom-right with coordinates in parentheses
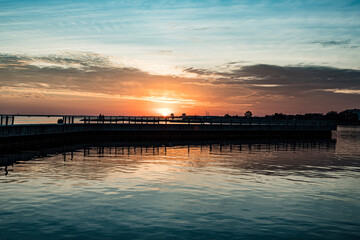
top-left (264, 110), bottom-right (359, 124)
top-left (221, 110), bottom-right (359, 125)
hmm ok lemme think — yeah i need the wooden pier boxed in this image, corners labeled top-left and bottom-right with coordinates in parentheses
top-left (0, 114), bottom-right (337, 144)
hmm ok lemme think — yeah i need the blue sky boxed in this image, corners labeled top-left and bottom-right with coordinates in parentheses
top-left (0, 0), bottom-right (359, 115)
top-left (1, 0), bottom-right (359, 70)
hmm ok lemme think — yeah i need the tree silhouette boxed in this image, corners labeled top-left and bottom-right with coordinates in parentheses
top-left (244, 111), bottom-right (252, 118)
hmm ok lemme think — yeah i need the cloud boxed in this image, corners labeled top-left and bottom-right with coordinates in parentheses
top-left (179, 63), bottom-right (360, 114)
top-left (183, 67), bottom-right (215, 76)
top-left (0, 52), bottom-right (196, 105)
top-left (4, 52), bottom-right (358, 100)
top-left (0, 52), bottom-right (116, 71)
top-left (1, 52), bottom-right (359, 115)
top-left (310, 39), bottom-right (351, 47)
top-left (184, 64), bottom-right (360, 96)
top-left (157, 50), bottom-right (174, 55)
top-left (322, 89), bottom-right (360, 95)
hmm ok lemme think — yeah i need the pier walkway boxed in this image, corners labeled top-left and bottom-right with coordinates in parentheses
top-left (0, 114), bottom-right (336, 143)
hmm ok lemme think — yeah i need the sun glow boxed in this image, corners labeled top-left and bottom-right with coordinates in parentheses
top-left (157, 108), bottom-right (172, 116)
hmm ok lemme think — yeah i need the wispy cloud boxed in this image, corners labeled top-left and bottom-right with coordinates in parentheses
top-left (1, 0), bottom-right (360, 69)
top-left (157, 50), bottom-right (174, 55)
top-left (310, 39), bottom-right (351, 47)
top-left (184, 64), bottom-right (360, 95)
top-left (0, 52), bottom-right (196, 105)
top-left (1, 52), bottom-right (360, 115)
top-left (322, 89), bottom-right (360, 95)
top-left (1, 86), bottom-right (196, 104)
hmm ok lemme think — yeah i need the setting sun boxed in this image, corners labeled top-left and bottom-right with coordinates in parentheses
top-left (157, 108), bottom-right (172, 116)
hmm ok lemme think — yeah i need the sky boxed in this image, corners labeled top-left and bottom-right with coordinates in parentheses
top-left (0, 0), bottom-right (359, 116)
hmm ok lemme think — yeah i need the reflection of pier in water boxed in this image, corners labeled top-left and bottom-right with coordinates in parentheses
top-left (80, 141), bottom-right (336, 158)
top-left (0, 139), bottom-right (336, 174)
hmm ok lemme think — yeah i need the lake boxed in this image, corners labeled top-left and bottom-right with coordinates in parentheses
top-left (0, 126), bottom-right (359, 239)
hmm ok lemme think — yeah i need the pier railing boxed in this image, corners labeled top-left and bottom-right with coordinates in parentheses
top-left (0, 115), bottom-right (15, 126)
top-left (0, 114), bottom-right (336, 128)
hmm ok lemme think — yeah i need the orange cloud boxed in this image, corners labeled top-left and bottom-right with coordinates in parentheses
top-left (1, 53), bottom-right (359, 116)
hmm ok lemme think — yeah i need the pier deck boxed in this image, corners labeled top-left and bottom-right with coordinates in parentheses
top-left (0, 115), bottom-right (337, 143)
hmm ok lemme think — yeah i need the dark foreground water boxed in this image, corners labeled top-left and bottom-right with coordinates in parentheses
top-left (1, 126), bottom-right (360, 240)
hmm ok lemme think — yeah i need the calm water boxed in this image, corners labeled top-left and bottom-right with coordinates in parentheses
top-left (1, 126), bottom-right (360, 240)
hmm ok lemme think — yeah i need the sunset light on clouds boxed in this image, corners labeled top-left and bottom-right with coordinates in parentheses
top-left (0, 0), bottom-right (359, 116)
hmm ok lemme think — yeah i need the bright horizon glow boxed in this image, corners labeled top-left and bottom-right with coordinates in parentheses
top-left (157, 108), bottom-right (172, 117)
